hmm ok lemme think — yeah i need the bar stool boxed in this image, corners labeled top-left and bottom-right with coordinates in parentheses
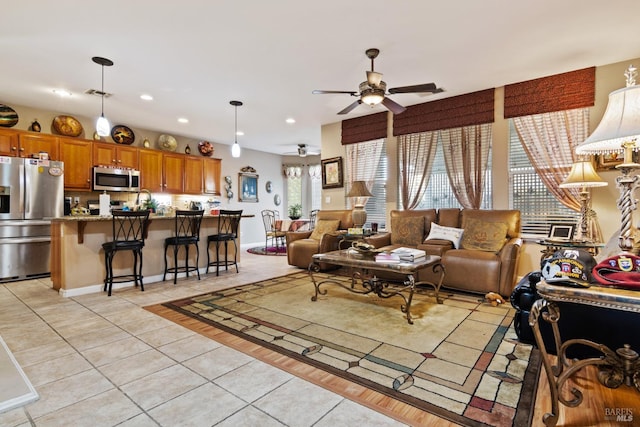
top-left (102, 210), bottom-right (150, 296)
top-left (206, 210), bottom-right (243, 276)
top-left (163, 210), bottom-right (205, 284)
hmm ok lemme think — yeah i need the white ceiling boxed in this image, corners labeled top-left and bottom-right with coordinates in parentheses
top-left (2, 1), bottom-right (640, 156)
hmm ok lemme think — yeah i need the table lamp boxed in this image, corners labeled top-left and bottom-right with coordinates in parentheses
top-left (576, 65), bottom-right (640, 251)
top-left (559, 160), bottom-right (608, 241)
top-left (347, 181), bottom-right (373, 228)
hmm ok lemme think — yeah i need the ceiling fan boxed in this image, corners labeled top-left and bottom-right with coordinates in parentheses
top-left (283, 144), bottom-right (320, 157)
top-left (313, 48), bottom-right (443, 115)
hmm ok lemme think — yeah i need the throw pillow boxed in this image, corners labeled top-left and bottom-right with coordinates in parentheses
top-left (309, 219), bottom-right (340, 241)
top-left (425, 222), bottom-right (464, 249)
top-left (390, 216), bottom-right (424, 246)
top-left (460, 217), bottom-right (509, 252)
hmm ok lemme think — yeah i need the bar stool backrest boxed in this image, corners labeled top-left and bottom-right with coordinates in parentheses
top-left (218, 210), bottom-right (243, 237)
top-left (174, 210), bottom-right (205, 240)
top-left (111, 210), bottom-right (150, 244)
top-left (261, 209), bottom-right (278, 233)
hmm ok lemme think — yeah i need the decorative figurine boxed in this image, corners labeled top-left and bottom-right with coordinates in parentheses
top-left (143, 138), bottom-right (150, 148)
top-left (185, 144), bottom-right (191, 154)
top-left (30, 119), bottom-right (41, 132)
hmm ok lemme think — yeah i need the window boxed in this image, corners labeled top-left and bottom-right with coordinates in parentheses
top-left (309, 164), bottom-right (322, 211)
top-left (284, 165), bottom-right (302, 217)
top-left (413, 135), bottom-right (492, 210)
top-left (508, 121), bottom-right (577, 236)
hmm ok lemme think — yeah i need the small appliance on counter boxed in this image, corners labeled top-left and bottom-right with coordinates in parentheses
top-left (87, 199), bottom-right (123, 215)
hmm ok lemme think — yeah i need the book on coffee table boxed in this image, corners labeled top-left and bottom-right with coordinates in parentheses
top-left (374, 252), bottom-right (401, 263)
top-left (391, 247), bottom-right (427, 262)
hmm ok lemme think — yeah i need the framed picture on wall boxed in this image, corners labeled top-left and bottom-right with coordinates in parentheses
top-left (596, 151), bottom-right (639, 170)
top-left (321, 156), bottom-right (344, 189)
top-left (239, 172), bottom-right (259, 202)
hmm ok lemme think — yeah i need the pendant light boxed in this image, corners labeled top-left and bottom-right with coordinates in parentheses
top-left (230, 100), bottom-right (243, 158)
top-left (92, 56), bottom-right (114, 137)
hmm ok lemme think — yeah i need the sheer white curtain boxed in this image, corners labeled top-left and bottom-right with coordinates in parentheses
top-left (398, 132), bottom-right (438, 209)
top-left (345, 139), bottom-right (384, 192)
top-left (440, 123), bottom-right (492, 209)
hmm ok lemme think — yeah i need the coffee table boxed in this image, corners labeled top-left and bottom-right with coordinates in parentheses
top-left (309, 249), bottom-right (445, 324)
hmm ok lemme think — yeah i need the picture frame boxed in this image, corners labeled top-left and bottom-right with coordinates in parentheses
top-left (547, 223), bottom-right (575, 241)
top-left (596, 151), bottom-right (639, 170)
top-left (239, 172), bottom-right (259, 202)
top-left (321, 156), bottom-right (344, 189)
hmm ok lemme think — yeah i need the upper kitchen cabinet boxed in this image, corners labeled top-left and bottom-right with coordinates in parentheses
top-left (184, 156), bottom-right (204, 194)
top-left (58, 137), bottom-right (93, 190)
top-left (93, 142), bottom-right (139, 169)
top-left (204, 158), bottom-right (221, 195)
top-left (138, 148), bottom-right (163, 193)
top-left (162, 152), bottom-right (184, 194)
top-left (0, 129), bottom-right (59, 160)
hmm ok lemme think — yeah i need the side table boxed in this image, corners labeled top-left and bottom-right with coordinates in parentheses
top-left (537, 239), bottom-right (604, 260)
top-left (529, 280), bottom-right (640, 426)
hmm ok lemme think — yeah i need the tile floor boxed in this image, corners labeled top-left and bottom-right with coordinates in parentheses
top-left (0, 250), bottom-right (407, 427)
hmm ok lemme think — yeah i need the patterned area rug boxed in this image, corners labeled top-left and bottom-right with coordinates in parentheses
top-left (157, 271), bottom-right (539, 427)
top-left (246, 245), bottom-right (286, 255)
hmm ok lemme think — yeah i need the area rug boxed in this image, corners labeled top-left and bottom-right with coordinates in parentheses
top-left (154, 271), bottom-right (539, 427)
top-left (246, 245), bottom-right (286, 255)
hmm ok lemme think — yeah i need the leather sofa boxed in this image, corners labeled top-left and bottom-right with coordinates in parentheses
top-left (286, 209), bottom-right (354, 269)
top-left (366, 208), bottom-right (523, 297)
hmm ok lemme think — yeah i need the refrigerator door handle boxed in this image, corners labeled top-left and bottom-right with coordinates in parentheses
top-left (19, 163), bottom-right (25, 215)
top-left (0, 236), bottom-right (51, 245)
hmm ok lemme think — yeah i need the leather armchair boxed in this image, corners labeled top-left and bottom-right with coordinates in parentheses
top-left (286, 210), bottom-right (354, 269)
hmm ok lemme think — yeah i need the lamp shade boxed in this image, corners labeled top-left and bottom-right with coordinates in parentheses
top-left (347, 181), bottom-right (373, 198)
top-left (559, 161), bottom-right (608, 188)
top-left (576, 85), bottom-right (640, 155)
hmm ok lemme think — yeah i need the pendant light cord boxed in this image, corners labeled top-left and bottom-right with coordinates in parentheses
top-left (100, 64), bottom-right (105, 116)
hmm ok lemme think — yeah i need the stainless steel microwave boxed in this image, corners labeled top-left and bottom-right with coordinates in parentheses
top-left (92, 166), bottom-right (141, 192)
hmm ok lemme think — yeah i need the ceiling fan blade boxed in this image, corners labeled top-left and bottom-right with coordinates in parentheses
top-left (367, 71), bottom-right (383, 87)
top-left (388, 83), bottom-right (440, 94)
top-left (337, 100), bottom-right (362, 115)
top-left (312, 90), bottom-right (359, 96)
top-left (382, 97), bottom-right (406, 114)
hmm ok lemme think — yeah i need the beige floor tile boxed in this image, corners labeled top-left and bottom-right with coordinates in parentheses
top-left (64, 325), bottom-right (132, 351)
top-left (23, 352), bottom-right (92, 387)
top-left (157, 333), bottom-right (222, 362)
top-left (99, 348), bottom-right (176, 386)
top-left (120, 364), bottom-right (207, 411)
top-left (81, 336), bottom-right (152, 367)
top-left (314, 399), bottom-right (408, 427)
top-left (116, 413), bottom-right (159, 427)
top-left (214, 359), bottom-right (294, 403)
top-left (134, 322), bottom-right (195, 347)
top-left (215, 405), bottom-right (285, 427)
top-left (254, 376), bottom-right (343, 427)
top-left (148, 382), bottom-right (246, 427)
top-left (13, 340), bottom-right (76, 367)
top-left (183, 346), bottom-right (254, 380)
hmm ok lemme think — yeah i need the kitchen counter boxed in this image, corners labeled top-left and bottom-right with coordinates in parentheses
top-left (50, 213), bottom-right (254, 296)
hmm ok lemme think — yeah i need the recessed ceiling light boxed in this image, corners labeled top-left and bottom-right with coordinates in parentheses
top-left (286, 118), bottom-right (296, 124)
top-left (236, 131), bottom-right (244, 136)
top-left (140, 94), bottom-right (153, 101)
top-left (178, 117), bottom-right (189, 124)
top-left (53, 89), bottom-right (72, 97)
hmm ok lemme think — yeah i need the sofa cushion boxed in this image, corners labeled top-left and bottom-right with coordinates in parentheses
top-left (460, 217), bottom-right (509, 252)
top-left (425, 222), bottom-right (464, 248)
top-left (390, 216), bottom-right (424, 246)
top-left (309, 219), bottom-right (340, 241)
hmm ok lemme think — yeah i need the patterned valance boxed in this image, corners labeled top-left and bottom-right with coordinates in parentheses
top-left (341, 111), bottom-right (388, 145)
top-left (504, 67), bottom-right (595, 118)
top-left (392, 89), bottom-right (495, 136)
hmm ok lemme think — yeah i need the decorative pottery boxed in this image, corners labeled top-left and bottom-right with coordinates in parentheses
top-left (158, 134), bottom-right (177, 151)
top-left (185, 144), bottom-right (191, 154)
top-left (53, 115), bottom-right (83, 137)
top-left (110, 125), bottom-right (135, 144)
top-left (0, 104), bottom-right (19, 127)
top-left (30, 119), bottom-right (41, 132)
top-left (198, 141), bottom-right (214, 157)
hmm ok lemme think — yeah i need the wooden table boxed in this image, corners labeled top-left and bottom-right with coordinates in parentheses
top-left (529, 280), bottom-right (640, 426)
top-left (309, 249), bottom-right (444, 324)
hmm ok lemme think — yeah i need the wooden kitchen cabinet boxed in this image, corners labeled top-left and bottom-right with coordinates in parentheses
top-left (204, 158), bottom-right (221, 195)
top-left (138, 148), bottom-right (163, 192)
top-left (0, 131), bottom-right (59, 159)
top-left (93, 142), bottom-right (139, 169)
top-left (162, 152), bottom-right (184, 194)
top-left (59, 137), bottom-right (93, 190)
top-left (184, 156), bottom-right (204, 194)
top-left (0, 128), bottom-right (20, 156)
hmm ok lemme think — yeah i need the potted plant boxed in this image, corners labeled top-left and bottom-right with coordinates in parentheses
top-left (288, 203), bottom-right (302, 220)
top-left (143, 198), bottom-right (158, 213)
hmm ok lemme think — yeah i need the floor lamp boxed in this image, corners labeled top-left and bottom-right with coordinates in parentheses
top-left (576, 65), bottom-right (640, 252)
top-left (559, 160), bottom-right (607, 242)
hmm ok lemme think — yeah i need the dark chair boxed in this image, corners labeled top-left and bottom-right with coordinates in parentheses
top-left (102, 210), bottom-right (150, 296)
top-left (261, 209), bottom-right (286, 251)
top-left (207, 210), bottom-right (243, 276)
top-left (163, 210), bottom-right (204, 284)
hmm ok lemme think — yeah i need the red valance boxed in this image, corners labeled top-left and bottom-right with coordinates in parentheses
top-left (504, 67), bottom-right (595, 118)
top-left (392, 89), bottom-right (495, 136)
top-left (341, 111), bottom-right (388, 145)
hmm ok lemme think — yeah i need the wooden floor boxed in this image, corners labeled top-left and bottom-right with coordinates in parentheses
top-left (147, 304), bottom-right (639, 427)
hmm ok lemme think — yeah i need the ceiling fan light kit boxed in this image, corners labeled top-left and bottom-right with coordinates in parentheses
top-left (230, 100), bottom-right (243, 158)
top-left (92, 56), bottom-right (114, 137)
top-left (313, 48), bottom-right (442, 115)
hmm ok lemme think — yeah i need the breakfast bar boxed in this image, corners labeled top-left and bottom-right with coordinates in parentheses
top-left (50, 213), bottom-right (252, 296)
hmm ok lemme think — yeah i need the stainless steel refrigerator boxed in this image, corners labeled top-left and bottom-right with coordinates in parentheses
top-left (0, 157), bottom-right (64, 282)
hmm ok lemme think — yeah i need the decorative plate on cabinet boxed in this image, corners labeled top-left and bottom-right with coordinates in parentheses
top-left (53, 115), bottom-right (83, 137)
top-left (198, 141), bottom-right (214, 156)
top-left (0, 104), bottom-right (19, 127)
top-left (111, 125), bottom-right (135, 144)
top-left (158, 134), bottom-right (177, 151)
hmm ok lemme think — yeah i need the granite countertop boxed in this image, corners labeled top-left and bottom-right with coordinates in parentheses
top-left (52, 213), bottom-right (253, 222)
